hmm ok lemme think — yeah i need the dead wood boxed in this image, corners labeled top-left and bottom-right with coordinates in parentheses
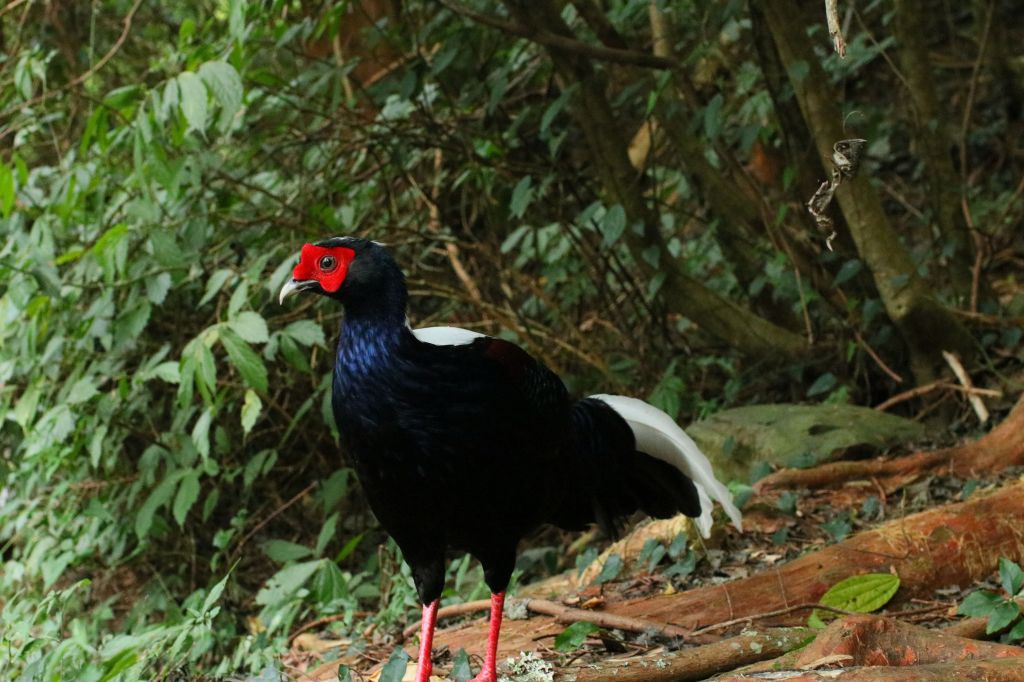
top-left (551, 627), bottom-right (813, 682)
top-left (743, 614), bottom-right (1024, 672)
top-left (757, 395), bottom-right (1024, 491)
top-left (434, 481), bottom-right (1024, 659)
top-left (717, 657), bottom-right (1024, 681)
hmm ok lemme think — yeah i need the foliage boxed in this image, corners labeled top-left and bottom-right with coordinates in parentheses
top-left (553, 621), bottom-right (600, 653)
top-left (808, 573), bottom-right (901, 628)
top-left (0, 0), bottom-right (1020, 678)
top-left (958, 558), bottom-right (1024, 641)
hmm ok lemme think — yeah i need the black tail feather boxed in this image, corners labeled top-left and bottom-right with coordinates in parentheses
top-left (546, 398), bottom-right (702, 538)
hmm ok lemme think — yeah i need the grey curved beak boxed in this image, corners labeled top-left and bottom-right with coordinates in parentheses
top-left (278, 279), bottom-right (314, 304)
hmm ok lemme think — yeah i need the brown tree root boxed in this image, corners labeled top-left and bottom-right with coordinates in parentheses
top-left (552, 627), bottom-right (813, 682)
top-left (756, 396), bottom-right (1024, 491)
top-left (435, 480), bottom-right (1024, 658)
top-left (743, 614), bottom-right (1024, 672)
top-left (717, 657), bottom-right (1024, 681)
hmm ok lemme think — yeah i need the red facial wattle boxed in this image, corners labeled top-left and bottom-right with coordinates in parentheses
top-left (293, 244), bottom-right (356, 294)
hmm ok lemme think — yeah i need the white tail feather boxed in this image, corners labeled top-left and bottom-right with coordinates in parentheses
top-left (590, 394), bottom-right (742, 537)
top-left (412, 326), bottom-right (485, 346)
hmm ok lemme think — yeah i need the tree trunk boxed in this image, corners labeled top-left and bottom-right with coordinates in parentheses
top-left (499, 0), bottom-right (808, 360)
top-left (893, 0), bottom-right (975, 295)
top-left (759, 0), bottom-right (975, 382)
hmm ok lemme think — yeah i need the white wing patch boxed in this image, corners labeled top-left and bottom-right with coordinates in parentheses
top-left (412, 326), bottom-right (486, 347)
top-left (590, 394), bottom-right (742, 537)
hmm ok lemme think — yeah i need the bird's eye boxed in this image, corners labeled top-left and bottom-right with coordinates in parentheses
top-left (319, 255), bottom-right (337, 271)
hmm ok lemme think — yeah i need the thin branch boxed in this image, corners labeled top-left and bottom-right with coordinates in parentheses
top-left (437, 0), bottom-right (678, 70)
top-left (1, 0), bottom-right (144, 118)
top-left (825, 0), bottom-right (846, 57)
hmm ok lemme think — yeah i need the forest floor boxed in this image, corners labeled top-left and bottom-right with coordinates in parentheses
top-left (289, 399), bottom-right (1024, 681)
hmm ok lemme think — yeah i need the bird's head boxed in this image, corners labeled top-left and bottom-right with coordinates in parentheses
top-left (278, 237), bottom-right (403, 308)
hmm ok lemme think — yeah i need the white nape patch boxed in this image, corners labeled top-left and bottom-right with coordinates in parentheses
top-left (412, 326), bottom-right (486, 347)
top-left (590, 394), bottom-right (743, 538)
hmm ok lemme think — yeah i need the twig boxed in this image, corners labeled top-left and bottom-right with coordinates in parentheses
top-left (942, 350), bottom-right (989, 423)
top-left (958, 0), bottom-right (994, 185)
top-left (437, 0), bottom-right (677, 70)
top-left (232, 482), bottom-right (317, 556)
top-left (825, 0), bottom-right (847, 57)
top-left (0, 0), bottom-right (29, 19)
top-left (1, 0), bottom-right (144, 118)
top-left (690, 602), bottom-right (860, 635)
top-left (401, 599), bottom-right (493, 639)
top-left (854, 331), bottom-right (904, 384)
top-left (524, 598), bottom-right (692, 639)
top-left (874, 380), bottom-right (1002, 412)
top-left (290, 613), bottom-right (354, 644)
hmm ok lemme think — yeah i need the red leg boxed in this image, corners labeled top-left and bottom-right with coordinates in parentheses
top-left (469, 591), bottom-right (505, 682)
top-left (414, 598), bottom-right (439, 682)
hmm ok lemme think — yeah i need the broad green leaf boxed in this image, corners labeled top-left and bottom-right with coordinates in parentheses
top-left (66, 377), bottom-right (98, 404)
top-left (220, 327), bottom-right (268, 392)
top-left (202, 572), bottom-right (231, 613)
top-left (177, 71), bottom-right (208, 133)
top-left (378, 648), bottom-right (410, 682)
top-left (807, 372), bottom-right (837, 397)
top-left (1008, 617), bottom-right (1024, 641)
top-left (135, 471), bottom-right (186, 540)
top-left (255, 560), bottom-right (321, 606)
top-left (0, 160), bottom-right (13, 217)
top-left (1000, 557), bottom-right (1024, 597)
top-left (263, 540), bottom-right (313, 563)
top-left (284, 319), bottom-right (326, 347)
top-left (229, 311), bottom-right (269, 344)
top-left (198, 60), bottom-right (243, 132)
top-left (200, 268), bottom-right (235, 306)
top-left (191, 409), bottom-right (213, 459)
top-left (315, 512), bottom-right (338, 557)
top-left (510, 175), bottom-right (533, 219)
top-left (599, 205), bottom-right (626, 247)
top-left (810, 573), bottom-right (900, 628)
top-left (451, 649), bottom-right (473, 682)
top-left (173, 470), bottom-right (201, 526)
top-left (591, 553), bottom-right (623, 585)
top-left (150, 361), bottom-right (181, 384)
top-left (241, 389), bottom-right (262, 435)
top-left (554, 621), bottom-right (599, 652)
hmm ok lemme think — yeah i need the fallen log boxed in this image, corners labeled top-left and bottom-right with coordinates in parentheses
top-left (757, 395), bottom-right (1024, 491)
top-left (434, 481), bottom-right (1024, 659)
top-left (742, 614), bottom-right (1024, 672)
top-left (716, 657), bottom-right (1024, 681)
top-left (552, 627), bottom-right (813, 682)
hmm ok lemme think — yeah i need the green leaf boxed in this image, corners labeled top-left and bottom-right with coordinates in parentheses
top-left (229, 311), bottom-right (269, 343)
top-left (553, 621), bottom-right (599, 652)
top-left (811, 573), bottom-right (900, 627)
top-left (315, 513), bottom-right (339, 557)
top-left (255, 560), bottom-right (321, 606)
top-left (263, 540), bottom-right (314, 563)
top-left (200, 268), bottom-right (235, 306)
top-left (177, 71), bottom-right (208, 134)
top-left (191, 409), bottom-right (213, 459)
top-left (0, 160), bottom-right (14, 217)
top-left (591, 554), bottom-right (623, 585)
top-left (807, 372), bottom-right (837, 397)
top-left (334, 533), bottom-right (364, 564)
top-left (285, 319), bottom-right (326, 347)
top-left (202, 572), bottom-right (231, 613)
top-left (834, 259), bottom-right (862, 286)
top-left (198, 60), bottom-right (243, 132)
top-left (451, 648), bottom-right (473, 682)
top-left (599, 205), bottom-right (627, 247)
top-left (136, 471), bottom-right (186, 540)
top-left (1008, 617), bottom-right (1024, 642)
top-left (66, 377), bottom-right (99, 404)
top-left (241, 389), bottom-right (262, 435)
top-left (500, 225), bottom-right (530, 254)
top-left (1000, 557), bottom-right (1024, 597)
top-left (958, 590), bottom-right (1004, 618)
top-left (220, 327), bottom-right (268, 392)
top-left (986, 601), bottom-right (1024, 634)
top-left (378, 648), bottom-right (410, 682)
top-left (510, 175), bottom-right (534, 219)
top-left (173, 470), bottom-right (201, 526)
top-left (151, 361), bottom-right (181, 384)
